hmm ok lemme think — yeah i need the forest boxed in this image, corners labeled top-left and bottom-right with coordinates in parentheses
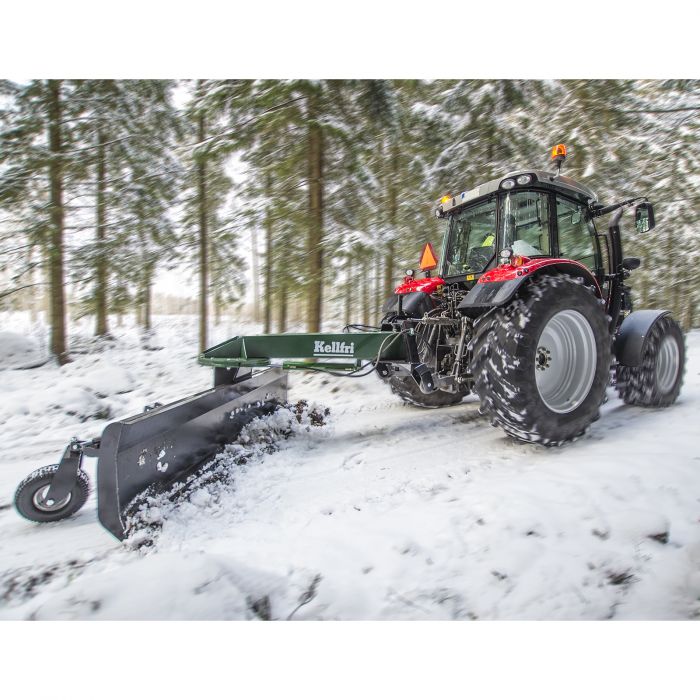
top-left (1, 79), bottom-right (698, 362)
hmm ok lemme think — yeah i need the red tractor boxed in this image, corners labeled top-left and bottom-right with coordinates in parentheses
top-left (378, 144), bottom-right (685, 444)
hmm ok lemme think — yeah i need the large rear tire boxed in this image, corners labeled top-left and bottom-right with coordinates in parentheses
top-left (470, 274), bottom-right (611, 445)
top-left (616, 315), bottom-right (685, 407)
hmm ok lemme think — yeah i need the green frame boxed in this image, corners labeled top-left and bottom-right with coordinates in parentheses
top-left (199, 331), bottom-right (408, 372)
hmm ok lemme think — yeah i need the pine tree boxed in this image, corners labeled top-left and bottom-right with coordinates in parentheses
top-left (68, 80), bottom-right (181, 336)
top-left (0, 80), bottom-right (82, 363)
top-left (182, 80), bottom-right (251, 351)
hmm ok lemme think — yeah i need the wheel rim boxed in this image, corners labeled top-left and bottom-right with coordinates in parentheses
top-left (535, 309), bottom-right (597, 414)
top-left (656, 335), bottom-right (680, 394)
top-left (32, 485), bottom-right (72, 512)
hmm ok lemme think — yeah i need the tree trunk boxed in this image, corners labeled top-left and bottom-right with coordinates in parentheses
top-left (681, 298), bottom-right (692, 331)
top-left (28, 245), bottom-right (39, 323)
top-left (214, 292), bottom-right (222, 326)
top-left (383, 142), bottom-right (399, 299)
top-left (264, 172), bottom-right (273, 334)
top-left (383, 240), bottom-right (395, 300)
top-left (344, 256), bottom-right (353, 325)
top-left (197, 103), bottom-right (209, 353)
top-left (362, 256), bottom-right (369, 327)
top-left (94, 125), bottom-right (109, 336)
top-left (293, 292), bottom-right (302, 328)
top-left (306, 91), bottom-right (324, 332)
top-left (671, 282), bottom-right (681, 328)
top-left (278, 283), bottom-right (287, 333)
top-left (46, 80), bottom-right (68, 364)
top-left (143, 263), bottom-right (153, 331)
top-left (374, 255), bottom-right (382, 324)
top-left (250, 227), bottom-right (261, 324)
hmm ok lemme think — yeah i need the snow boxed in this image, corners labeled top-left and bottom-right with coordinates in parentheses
top-left (0, 330), bottom-right (42, 369)
top-left (1, 312), bottom-right (699, 620)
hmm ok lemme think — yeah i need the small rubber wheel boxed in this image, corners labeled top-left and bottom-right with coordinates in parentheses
top-left (14, 464), bottom-right (90, 523)
top-left (616, 315), bottom-right (685, 407)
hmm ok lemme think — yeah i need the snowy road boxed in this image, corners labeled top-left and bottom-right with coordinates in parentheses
top-left (1, 316), bottom-right (699, 619)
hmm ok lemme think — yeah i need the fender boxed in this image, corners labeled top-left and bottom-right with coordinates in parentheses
top-left (381, 290), bottom-right (439, 318)
top-left (614, 309), bottom-right (670, 367)
top-left (458, 257), bottom-right (601, 315)
top-left (393, 276), bottom-right (445, 295)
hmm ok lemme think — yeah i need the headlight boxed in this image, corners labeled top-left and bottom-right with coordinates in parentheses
top-left (405, 268), bottom-right (415, 277)
top-left (499, 248), bottom-right (513, 265)
top-left (516, 174), bottom-right (532, 185)
top-left (501, 178), bottom-right (516, 190)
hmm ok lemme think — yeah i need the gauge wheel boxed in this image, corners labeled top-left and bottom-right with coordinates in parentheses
top-left (14, 464), bottom-right (90, 523)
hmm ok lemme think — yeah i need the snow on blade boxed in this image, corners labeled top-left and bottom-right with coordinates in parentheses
top-left (122, 401), bottom-right (331, 547)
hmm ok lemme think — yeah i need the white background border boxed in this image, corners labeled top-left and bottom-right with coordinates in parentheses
top-left (1, 2), bottom-right (698, 698)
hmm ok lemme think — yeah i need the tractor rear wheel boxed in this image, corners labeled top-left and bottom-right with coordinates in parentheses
top-left (470, 274), bottom-right (611, 445)
top-left (616, 315), bottom-right (684, 407)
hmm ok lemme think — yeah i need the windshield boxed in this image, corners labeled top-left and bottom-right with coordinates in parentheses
top-left (443, 197), bottom-right (497, 276)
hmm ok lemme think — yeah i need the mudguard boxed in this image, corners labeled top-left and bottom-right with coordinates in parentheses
top-left (382, 291), bottom-right (438, 318)
top-left (458, 259), bottom-right (601, 316)
top-left (96, 368), bottom-right (287, 540)
top-left (614, 309), bottom-right (670, 367)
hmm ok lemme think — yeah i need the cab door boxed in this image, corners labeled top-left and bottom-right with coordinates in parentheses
top-left (554, 195), bottom-right (603, 278)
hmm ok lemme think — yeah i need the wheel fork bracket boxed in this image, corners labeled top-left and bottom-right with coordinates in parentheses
top-left (45, 438), bottom-right (101, 504)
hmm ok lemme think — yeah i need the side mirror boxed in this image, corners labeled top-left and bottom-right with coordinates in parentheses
top-left (571, 211), bottom-right (581, 225)
top-left (635, 202), bottom-right (655, 233)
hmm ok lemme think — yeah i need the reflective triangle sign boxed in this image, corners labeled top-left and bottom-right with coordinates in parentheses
top-left (419, 242), bottom-right (438, 271)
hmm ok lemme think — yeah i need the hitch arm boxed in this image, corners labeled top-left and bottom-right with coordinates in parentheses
top-left (405, 329), bottom-right (436, 393)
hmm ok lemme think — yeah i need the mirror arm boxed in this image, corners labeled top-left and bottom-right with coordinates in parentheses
top-left (591, 196), bottom-right (644, 219)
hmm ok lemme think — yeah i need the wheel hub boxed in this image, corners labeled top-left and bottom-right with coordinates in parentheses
top-left (535, 309), bottom-right (597, 414)
top-left (536, 346), bottom-right (552, 370)
top-left (656, 335), bottom-right (680, 393)
top-left (32, 485), bottom-right (72, 512)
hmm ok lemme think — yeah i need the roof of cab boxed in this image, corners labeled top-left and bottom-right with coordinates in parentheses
top-left (436, 169), bottom-right (598, 217)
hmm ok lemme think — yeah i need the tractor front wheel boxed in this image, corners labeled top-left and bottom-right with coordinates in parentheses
top-left (616, 315), bottom-right (685, 407)
top-left (470, 274), bottom-right (611, 445)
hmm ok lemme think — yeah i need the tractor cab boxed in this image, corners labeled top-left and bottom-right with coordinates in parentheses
top-left (435, 164), bottom-right (602, 287)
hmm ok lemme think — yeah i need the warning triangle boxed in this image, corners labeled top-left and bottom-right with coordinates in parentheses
top-left (419, 242), bottom-right (438, 271)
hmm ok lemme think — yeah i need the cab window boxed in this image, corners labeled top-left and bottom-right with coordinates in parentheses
top-left (556, 196), bottom-right (598, 269)
top-left (500, 191), bottom-right (550, 257)
top-left (443, 197), bottom-right (497, 276)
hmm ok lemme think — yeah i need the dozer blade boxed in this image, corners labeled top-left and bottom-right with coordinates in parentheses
top-left (96, 368), bottom-right (287, 540)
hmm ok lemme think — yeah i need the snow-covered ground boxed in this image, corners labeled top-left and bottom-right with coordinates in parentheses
top-left (1, 312), bottom-right (699, 620)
